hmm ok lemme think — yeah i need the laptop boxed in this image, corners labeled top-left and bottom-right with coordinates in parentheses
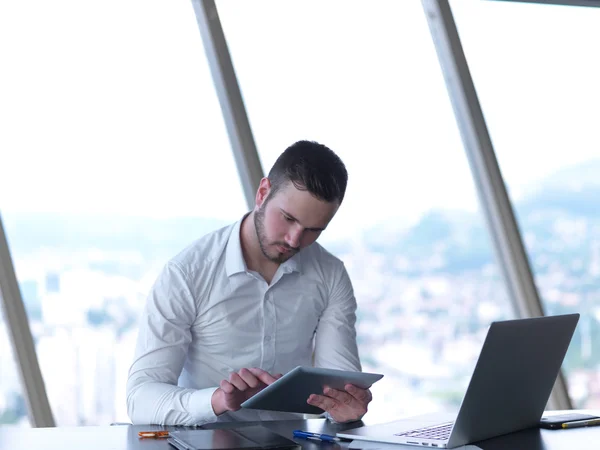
top-left (337, 314), bottom-right (579, 449)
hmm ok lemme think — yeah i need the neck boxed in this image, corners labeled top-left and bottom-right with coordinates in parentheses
top-left (240, 212), bottom-right (280, 281)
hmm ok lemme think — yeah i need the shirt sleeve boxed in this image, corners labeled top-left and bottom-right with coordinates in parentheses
top-left (126, 261), bottom-right (219, 426)
top-left (313, 262), bottom-right (362, 372)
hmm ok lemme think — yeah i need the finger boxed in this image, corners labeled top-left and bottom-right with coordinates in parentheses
top-left (307, 393), bottom-right (338, 412)
top-left (248, 367), bottom-right (279, 385)
top-left (345, 384), bottom-right (372, 403)
top-left (220, 379), bottom-right (235, 395)
top-left (237, 368), bottom-right (261, 389)
top-left (324, 386), bottom-right (358, 407)
top-left (228, 372), bottom-right (249, 391)
top-left (275, 373), bottom-right (283, 379)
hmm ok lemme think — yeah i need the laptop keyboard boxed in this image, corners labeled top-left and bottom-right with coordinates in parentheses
top-left (395, 422), bottom-right (454, 441)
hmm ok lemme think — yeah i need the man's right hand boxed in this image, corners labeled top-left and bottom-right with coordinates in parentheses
top-left (211, 367), bottom-right (282, 416)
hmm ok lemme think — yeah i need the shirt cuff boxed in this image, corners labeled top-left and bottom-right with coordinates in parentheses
top-left (324, 411), bottom-right (364, 424)
top-left (324, 411), bottom-right (340, 423)
top-left (187, 387), bottom-right (219, 425)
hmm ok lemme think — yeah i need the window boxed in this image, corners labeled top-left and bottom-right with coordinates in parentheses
top-left (0, 1), bottom-right (246, 425)
top-left (218, 0), bottom-right (514, 421)
top-left (452, 0), bottom-right (600, 408)
top-left (0, 314), bottom-right (28, 426)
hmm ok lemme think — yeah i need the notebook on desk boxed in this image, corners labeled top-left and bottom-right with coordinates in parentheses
top-left (167, 425), bottom-right (300, 450)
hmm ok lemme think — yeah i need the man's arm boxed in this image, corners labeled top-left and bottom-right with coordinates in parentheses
top-left (311, 262), bottom-right (371, 422)
top-left (126, 261), bottom-right (218, 426)
top-left (313, 262), bottom-right (361, 371)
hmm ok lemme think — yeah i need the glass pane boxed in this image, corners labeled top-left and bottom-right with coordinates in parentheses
top-left (452, 0), bottom-right (600, 409)
top-left (218, 0), bottom-right (514, 421)
top-left (0, 306), bottom-right (29, 426)
top-left (0, 1), bottom-right (247, 425)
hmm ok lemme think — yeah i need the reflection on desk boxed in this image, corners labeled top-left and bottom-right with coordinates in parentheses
top-left (0, 415), bottom-right (599, 450)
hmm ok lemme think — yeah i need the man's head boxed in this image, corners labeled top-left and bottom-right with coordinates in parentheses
top-left (253, 140), bottom-right (348, 263)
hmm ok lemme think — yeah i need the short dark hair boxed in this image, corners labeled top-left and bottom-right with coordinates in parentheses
top-left (267, 140), bottom-right (348, 204)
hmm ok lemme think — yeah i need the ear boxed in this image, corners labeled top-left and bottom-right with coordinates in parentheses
top-left (255, 177), bottom-right (271, 208)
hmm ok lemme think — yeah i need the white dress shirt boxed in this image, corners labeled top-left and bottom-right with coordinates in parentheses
top-left (126, 216), bottom-right (361, 425)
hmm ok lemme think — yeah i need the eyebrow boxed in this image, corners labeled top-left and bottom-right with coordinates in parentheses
top-left (280, 208), bottom-right (326, 232)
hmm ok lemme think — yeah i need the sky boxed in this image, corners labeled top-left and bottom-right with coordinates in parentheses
top-left (0, 0), bottom-right (598, 237)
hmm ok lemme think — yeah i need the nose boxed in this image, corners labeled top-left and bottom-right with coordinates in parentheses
top-left (285, 226), bottom-right (303, 249)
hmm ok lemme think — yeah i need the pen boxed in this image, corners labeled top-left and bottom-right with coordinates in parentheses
top-left (562, 418), bottom-right (600, 429)
top-left (293, 430), bottom-right (340, 443)
top-left (138, 431), bottom-right (170, 438)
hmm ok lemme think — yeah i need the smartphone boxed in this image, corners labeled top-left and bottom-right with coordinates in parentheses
top-left (539, 413), bottom-right (600, 429)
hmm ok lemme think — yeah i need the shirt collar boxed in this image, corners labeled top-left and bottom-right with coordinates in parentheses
top-left (225, 215), bottom-right (303, 278)
top-left (225, 217), bottom-right (248, 277)
top-left (282, 251), bottom-right (302, 274)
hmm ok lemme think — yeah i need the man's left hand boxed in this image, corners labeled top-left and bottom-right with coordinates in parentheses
top-left (307, 384), bottom-right (372, 423)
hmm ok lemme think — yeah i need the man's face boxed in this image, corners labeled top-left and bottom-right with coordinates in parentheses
top-left (254, 181), bottom-right (339, 264)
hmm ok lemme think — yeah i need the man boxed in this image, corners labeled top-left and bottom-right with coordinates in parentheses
top-left (126, 140), bottom-right (372, 426)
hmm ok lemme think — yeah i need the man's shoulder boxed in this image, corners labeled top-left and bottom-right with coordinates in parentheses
top-left (303, 241), bottom-right (346, 272)
top-left (302, 243), bottom-right (354, 298)
top-left (169, 222), bottom-right (235, 274)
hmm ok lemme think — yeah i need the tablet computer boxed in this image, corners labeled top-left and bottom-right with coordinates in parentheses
top-left (240, 366), bottom-right (383, 414)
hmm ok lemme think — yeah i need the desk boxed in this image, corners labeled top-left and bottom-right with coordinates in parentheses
top-left (0, 418), bottom-right (598, 450)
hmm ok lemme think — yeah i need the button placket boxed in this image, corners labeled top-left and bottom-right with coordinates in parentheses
top-left (262, 291), bottom-right (276, 367)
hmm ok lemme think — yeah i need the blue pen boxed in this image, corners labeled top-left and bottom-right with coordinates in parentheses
top-left (293, 430), bottom-right (340, 443)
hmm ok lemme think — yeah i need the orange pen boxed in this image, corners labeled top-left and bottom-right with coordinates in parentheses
top-left (138, 430), bottom-right (170, 439)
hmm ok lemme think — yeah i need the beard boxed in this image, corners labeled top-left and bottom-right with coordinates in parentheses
top-left (254, 205), bottom-right (297, 264)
